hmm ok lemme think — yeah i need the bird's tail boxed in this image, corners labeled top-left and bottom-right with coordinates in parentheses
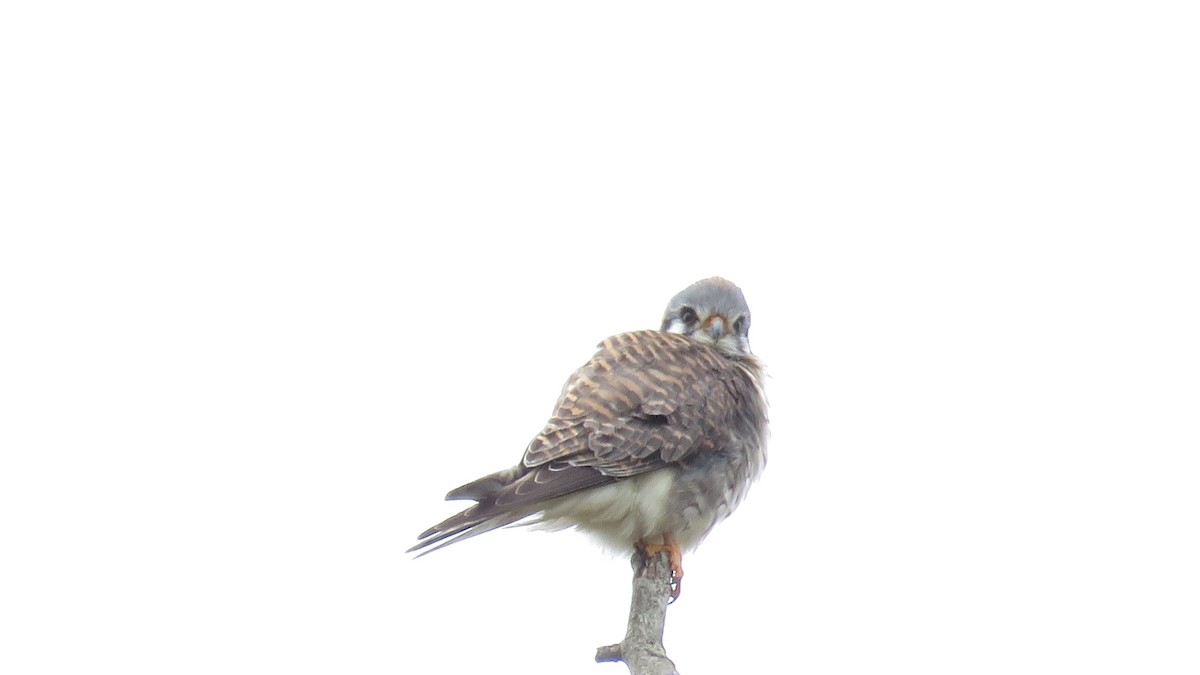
top-left (407, 466), bottom-right (531, 557)
top-left (407, 508), bottom-right (531, 557)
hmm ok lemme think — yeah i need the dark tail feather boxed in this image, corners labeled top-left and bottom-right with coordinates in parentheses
top-left (407, 508), bottom-right (529, 557)
top-left (444, 466), bottom-right (524, 501)
top-left (410, 464), bottom-right (552, 556)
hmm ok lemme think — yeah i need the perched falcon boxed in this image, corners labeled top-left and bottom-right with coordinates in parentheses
top-left (408, 277), bottom-right (768, 598)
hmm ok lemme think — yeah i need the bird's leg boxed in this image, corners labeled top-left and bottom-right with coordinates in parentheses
top-left (637, 532), bottom-right (684, 601)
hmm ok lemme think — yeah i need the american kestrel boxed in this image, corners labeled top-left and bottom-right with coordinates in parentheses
top-left (408, 277), bottom-right (768, 598)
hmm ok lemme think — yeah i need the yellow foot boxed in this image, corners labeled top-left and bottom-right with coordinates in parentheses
top-left (637, 532), bottom-right (684, 602)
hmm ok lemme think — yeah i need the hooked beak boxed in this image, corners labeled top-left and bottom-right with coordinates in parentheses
top-left (703, 315), bottom-right (729, 341)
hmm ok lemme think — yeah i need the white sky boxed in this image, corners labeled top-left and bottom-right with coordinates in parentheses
top-left (2, 2), bottom-right (1198, 674)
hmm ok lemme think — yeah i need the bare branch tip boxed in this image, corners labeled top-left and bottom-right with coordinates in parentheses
top-left (595, 644), bottom-right (624, 663)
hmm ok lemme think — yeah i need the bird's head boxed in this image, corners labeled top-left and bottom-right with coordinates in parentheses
top-left (660, 277), bottom-right (753, 356)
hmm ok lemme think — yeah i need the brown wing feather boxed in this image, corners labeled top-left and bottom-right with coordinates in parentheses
top-left (408, 330), bottom-right (748, 555)
top-left (524, 330), bottom-right (740, 476)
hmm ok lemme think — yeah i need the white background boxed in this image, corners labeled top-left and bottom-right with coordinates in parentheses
top-left (2, 2), bottom-right (1198, 674)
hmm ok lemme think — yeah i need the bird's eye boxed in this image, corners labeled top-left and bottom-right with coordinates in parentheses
top-left (733, 316), bottom-right (747, 334)
top-left (679, 306), bottom-right (699, 325)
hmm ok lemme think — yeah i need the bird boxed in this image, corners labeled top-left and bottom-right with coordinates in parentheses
top-left (408, 277), bottom-right (769, 599)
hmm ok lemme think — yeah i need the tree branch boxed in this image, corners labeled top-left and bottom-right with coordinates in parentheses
top-left (595, 548), bottom-right (680, 675)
